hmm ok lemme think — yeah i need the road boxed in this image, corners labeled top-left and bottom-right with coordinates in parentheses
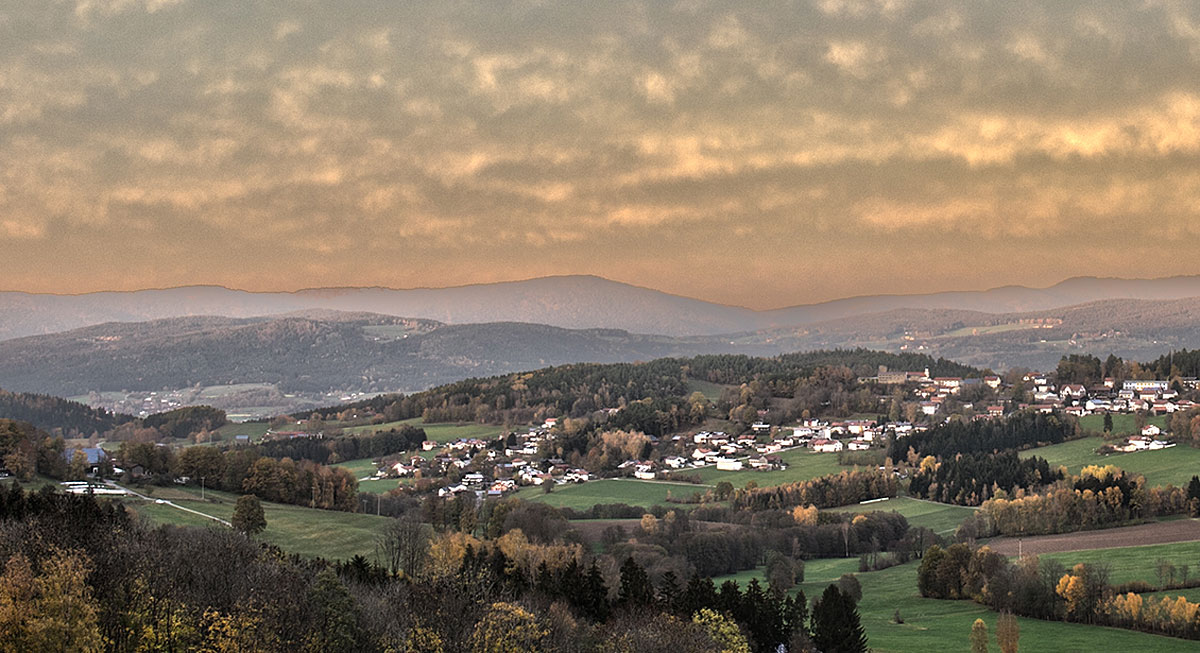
top-left (105, 480), bottom-right (233, 527)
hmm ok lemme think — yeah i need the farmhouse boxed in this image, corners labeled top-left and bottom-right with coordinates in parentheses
top-left (714, 457), bottom-right (743, 471)
top-left (811, 439), bottom-right (843, 453)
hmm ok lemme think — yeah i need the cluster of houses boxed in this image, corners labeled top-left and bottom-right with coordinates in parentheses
top-left (1019, 376), bottom-right (1198, 417)
top-left (1109, 424), bottom-right (1177, 452)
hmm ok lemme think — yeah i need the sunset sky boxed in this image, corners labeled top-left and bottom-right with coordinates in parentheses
top-left (4, 1), bottom-right (1200, 308)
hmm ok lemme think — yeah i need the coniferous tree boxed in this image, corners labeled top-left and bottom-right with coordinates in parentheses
top-left (810, 584), bottom-right (868, 653)
top-left (617, 557), bottom-right (654, 609)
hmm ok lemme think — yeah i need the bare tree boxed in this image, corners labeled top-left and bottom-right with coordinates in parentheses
top-left (376, 515), bottom-right (430, 578)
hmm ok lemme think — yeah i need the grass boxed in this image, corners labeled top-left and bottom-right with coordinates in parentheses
top-left (329, 457), bottom-right (409, 494)
top-left (690, 448), bottom-right (845, 487)
top-left (1143, 587), bottom-right (1200, 602)
top-left (1078, 413), bottom-right (1168, 436)
top-left (126, 485), bottom-right (391, 561)
top-left (520, 478), bottom-right (708, 511)
top-left (1020, 436), bottom-right (1200, 487)
top-left (1034, 540), bottom-right (1200, 586)
top-left (686, 379), bottom-right (729, 402)
top-left (831, 496), bottom-right (977, 536)
top-left (342, 417), bottom-right (508, 443)
top-left (214, 421), bottom-right (271, 442)
top-left (716, 557), bottom-right (1200, 652)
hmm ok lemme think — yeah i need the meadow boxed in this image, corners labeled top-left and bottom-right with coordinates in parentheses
top-left (330, 457), bottom-right (410, 494)
top-left (1078, 413), bottom-right (1168, 436)
top-left (520, 478), bottom-right (708, 511)
top-left (1020, 436), bottom-right (1200, 487)
top-left (831, 496), bottom-right (977, 536)
top-left (1034, 539), bottom-right (1200, 586)
top-left (690, 448), bottom-right (845, 487)
top-left (341, 417), bottom-right (508, 443)
top-left (125, 485), bottom-right (391, 561)
top-left (715, 555), bottom-right (1200, 652)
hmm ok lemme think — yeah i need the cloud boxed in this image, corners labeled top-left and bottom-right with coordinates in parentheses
top-left (3, 1), bottom-right (1200, 307)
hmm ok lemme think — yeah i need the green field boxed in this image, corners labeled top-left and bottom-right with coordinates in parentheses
top-left (686, 379), bottom-right (729, 402)
top-left (1144, 587), bottom-right (1200, 602)
top-left (521, 478), bottom-right (709, 511)
top-left (717, 557), bottom-right (1200, 652)
top-left (691, 448), bottom-right (845, 487)
top-left (1078, 413), bottom-right (1168, 436)
top-left (127, 486), bottom-right (391, 561)
top-left (831, 496), bottom-right (977, 536)
top-left (1020, 436), bottom-right (1200, 487)
top-left (342, 417), bottom-right (508, 443)
top-left (1035, 540), bottom-right (1200, 587)
top-left (329, 457), bottom-right (410, 494)
top-left (214, 421), bottom-right (272, 442)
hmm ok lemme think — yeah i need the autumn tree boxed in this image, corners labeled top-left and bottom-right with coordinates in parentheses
top-left (692, 608), bottom-right (750, 653)
top-left (969, 618), bottom-right (989, 653)
top-left (996, 612), bottom-right (1019, 653)
top-left (0, 548), bottom-right (105, 652)
top-left (470, 602), bottom-right (547, 653)
top-left (232, 494), bottom-right (266, 535)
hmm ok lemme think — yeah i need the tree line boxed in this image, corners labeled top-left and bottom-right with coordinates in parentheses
top-left (919, 542), bottom-right (1200, 641)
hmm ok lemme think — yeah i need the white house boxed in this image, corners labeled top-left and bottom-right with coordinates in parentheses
top-left (715, 457), bottom-right (743, 471)
top-left (1141, 424), bottom-right (1162, 437)
top-left (811, 439), bottom-right (843, 453)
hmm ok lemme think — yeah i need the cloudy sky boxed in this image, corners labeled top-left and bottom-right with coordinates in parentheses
top-left (3, 1), bottom-right (1200, 308)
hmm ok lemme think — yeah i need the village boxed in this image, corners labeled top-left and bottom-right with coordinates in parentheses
top-left (340, 365), bottom-right (1196, 501)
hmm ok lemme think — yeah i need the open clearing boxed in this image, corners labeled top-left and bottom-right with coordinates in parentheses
top-left (126, 485), bottom-right (391, 561)
top-left (521, 478), bottom-right (708, 511)
top-left (342, 417), bottom-right (508, 443)
top-left (985, 519), bottom-right (1200, 557)
top-left (1036, 539), bottom-right (1200, 586)
top-left (1020, 436), bottom-right (1200, 488)
top-left (1078, 413), bottom-right (1168, 436)
top-left (831, 496), bottom-right (977, 535)
top-left (690, 448), bottom-right (845, 487)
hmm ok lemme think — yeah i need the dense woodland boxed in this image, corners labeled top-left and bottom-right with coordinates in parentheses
top-left (0, 389), bottom-right (132, 437)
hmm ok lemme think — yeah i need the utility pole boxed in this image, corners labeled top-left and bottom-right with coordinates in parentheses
top-left (200, 476), bottom-right (205, 501)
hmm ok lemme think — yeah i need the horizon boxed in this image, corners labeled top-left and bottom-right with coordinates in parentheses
top-left (4, 272), bottom-right (1200, 313)
top-left (4, 3), bottom-right (1200, 307)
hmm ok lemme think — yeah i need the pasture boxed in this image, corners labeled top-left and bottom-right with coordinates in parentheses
top-left (329, 457), bottom-right (409, 494)
top-left (831, 496), bottom-right (977, 536)
top-left (126, 485), bottom-right (391, 561)
top-left (342, 417), bottom-right (508, 443)
top-left (1034, 538), bottom-right (1200, 587)
top-left (690, 448), bottom-right (845, 487)
top-left (1020, 436), bottom-right (1200, 487)
top-left (716, 557), bottom-right (1200, 652)
top-left (1078, 413), bottom-right (1168, 436)
top-left (522, 478), bottom-right (709, 511)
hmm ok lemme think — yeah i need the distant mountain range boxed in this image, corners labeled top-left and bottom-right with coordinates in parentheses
top-left (7, 274), bottom-right (1200, 341)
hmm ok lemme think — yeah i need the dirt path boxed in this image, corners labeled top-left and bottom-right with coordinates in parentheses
top-left (985, 519), bottom-right (1200, 556)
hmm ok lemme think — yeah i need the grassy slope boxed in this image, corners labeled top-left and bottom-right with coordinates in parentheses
top-left (1078, 413), bottom-right (1168, 436)
top-left (341, 417), bottom-right (507, 443)
top-left (831, 496), bottom-right (977, 536)
top-left (1020, 436), bottom-right (1200, 487)
top-left (686, 379), bottom-right (729, 402)
top-left (691, 448), bottom-right (845, 487)
top-left (520, 479), bottom-right (707, 511)
top-left (126, 486), bottom-right (390, 561)
top-left (329, 458), bottom-right (408, 494)
top-left (1034, 539), bottom-right (1200, 586)
top-left (714, 558), bottom-right (1200, 653)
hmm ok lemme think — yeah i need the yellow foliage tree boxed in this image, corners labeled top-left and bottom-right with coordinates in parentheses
top-left (0, 548), bottom-right (105, 653)
top-left (469, 602), bottom-right (547, 653)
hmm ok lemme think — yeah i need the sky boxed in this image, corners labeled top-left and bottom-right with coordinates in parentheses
top-left (3, 1), bottom-right (1200, 309)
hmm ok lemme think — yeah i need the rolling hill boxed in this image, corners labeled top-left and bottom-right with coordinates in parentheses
top-left (7, 274), bottom-right (1200, 341)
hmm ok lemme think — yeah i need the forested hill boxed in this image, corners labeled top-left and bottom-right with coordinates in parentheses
top-left (0, 313), bottom-right (781, 397)
top-left (0, 388), bottom-right (134, 437)
top-left (303, 349), bottom-right (981, 427)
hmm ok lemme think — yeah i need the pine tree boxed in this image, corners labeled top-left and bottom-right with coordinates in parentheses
top-left (810, 584), bottom-right (868, 653)
top-left (617, 557), bottom-right (653, 608)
